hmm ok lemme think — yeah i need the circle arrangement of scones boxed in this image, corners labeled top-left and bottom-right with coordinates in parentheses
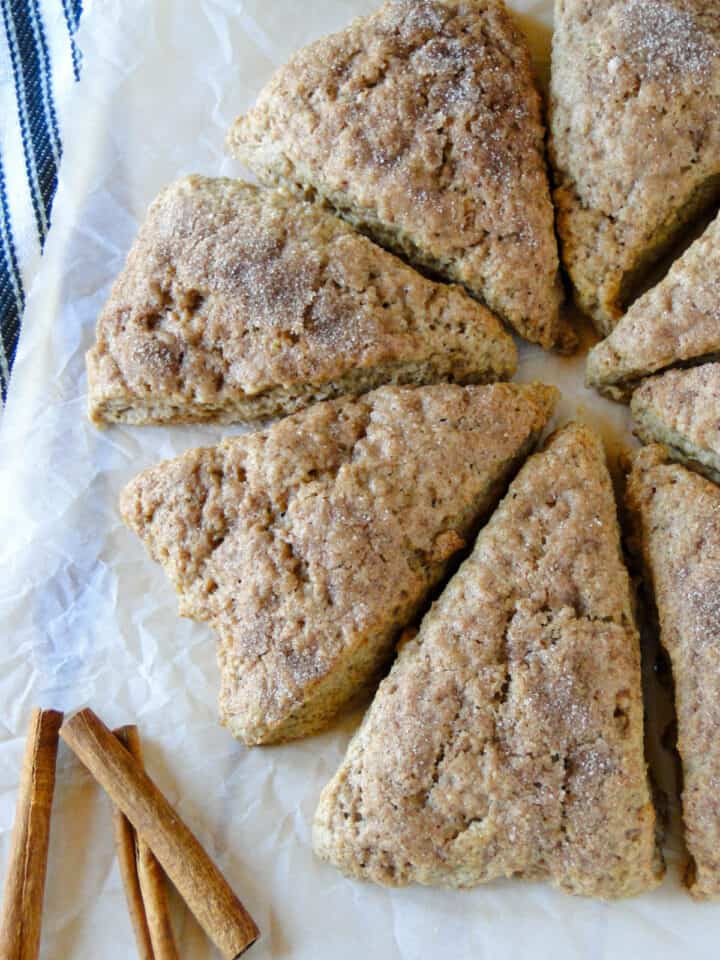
top-left (87, 1), bottom-right (720, 901)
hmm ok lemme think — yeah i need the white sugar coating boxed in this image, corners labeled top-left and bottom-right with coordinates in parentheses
top-left (88, 176), bottom-right (518, 426)
top-left (684, 560), bottom-right (720, 643)
top-left (569, 748), bottom-right (615, 794)
top-left (398, 0), bottom-right (446, 35)
top-left (619, 0), bottom-right (718, 85)
top-left (550, 0), bottom-right (720, 332)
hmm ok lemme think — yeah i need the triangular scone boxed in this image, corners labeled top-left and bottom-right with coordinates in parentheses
top-left (627, 446), bottom-right (720, 899)
top-left (227, 0), bottom-right (568, 350)
top-left (314, 424), bottom-right (662, 897)
top-left (120, 382), bottom-right (557, 745)
top-left (87, 176), bottom-right (516, 427)
top-left (586, 212), bottom-right (720, 400)
top-left (631, 364), bottom-right (720, 484)
top-left (550, 0), bottom-right (720, 335)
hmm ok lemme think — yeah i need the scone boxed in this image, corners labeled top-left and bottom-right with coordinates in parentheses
top-left (550, 0), bottom-right (720, 334)
top-left (228, 0), bottom-right (570, 351)
top-left (626, 445), bottom-right (720, 898)
top-left (87, 176), bottom-right (516, 427)
top-left (631, 364), bottom-right (720, 483)
top-left (314, 424), bottom-right (662, 898)
top-left (586, 211), bottom-right (720, 400)
top-left (120, 382), bottom-right (557, 745)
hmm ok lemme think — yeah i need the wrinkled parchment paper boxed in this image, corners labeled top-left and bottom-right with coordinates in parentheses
top-left (0, 1), bottom-right (717, 956)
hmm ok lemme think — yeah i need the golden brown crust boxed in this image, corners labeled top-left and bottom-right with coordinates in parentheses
top-left (314, 424), bottom-right (662, 897)
top-left (586, 211), bottom-right (720, 398)
top-left (626, 445), bottom-right (720, 898)
top-left (120, 382), bottom-right (557, 745)
top-left (87, 176), bottom-right (516, 426)
top-left (228, 0), bottom-right (568, 350)
top-left (631, 363), bottom-right (720, 483)
top-left (550, 0), bottom-right (720, 334)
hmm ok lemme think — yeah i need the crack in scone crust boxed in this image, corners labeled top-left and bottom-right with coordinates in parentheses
top-left (119, 382), bottom-right (557, 745)
top-left (313, 424), bottom-right (662, 898)
top-left (228, 0), bottom-right (566, 349)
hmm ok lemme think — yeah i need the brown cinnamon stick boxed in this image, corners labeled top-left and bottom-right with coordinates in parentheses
top-left (137, 836), bottom-right (179, 960)
top-left (114, 726), bottom-right (178, 960)
top-left (112, 758), bottom-right (154, 960)
top-left (61, 709), bottom-right (258, 959)
top-left (0, 708), bottom-right (63, 960)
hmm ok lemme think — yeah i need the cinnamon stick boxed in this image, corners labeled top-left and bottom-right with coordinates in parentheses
top-left (61, 709), bottom-right (258, 959)
top-left (112, 765), bottom-right (154, 960)
top-left (114, 726), bottom-right (178, 960)
top-left (0, 708), bottom-right (63, 960)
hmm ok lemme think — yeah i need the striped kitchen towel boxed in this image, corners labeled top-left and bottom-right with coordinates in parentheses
top-left (0, 0), bottom-right (83, 404)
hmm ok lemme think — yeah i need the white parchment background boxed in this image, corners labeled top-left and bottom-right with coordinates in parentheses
top-left (0, 1), bottom-right (717, 956)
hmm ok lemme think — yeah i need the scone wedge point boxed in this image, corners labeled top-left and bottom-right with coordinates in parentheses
top-left (550, 0), bottom-right (720, 334)
top-left (314, 423), bottom-right (663, 897)
top-left (626, 446), bottom-right (720, 899)
top-left (120, 382), bottom-right (557, 745)
top-left (87, 176), bottom-right (516, 427)
top-left (228, 0), bottom-right (569, 351)
top-left (631, 363), bottom-right (720, 484)
top-left (587, 212), bottom-right (720, 401)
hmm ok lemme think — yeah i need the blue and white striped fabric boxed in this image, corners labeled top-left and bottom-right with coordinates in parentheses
top-left (0, 0), bottom-right (82, 403)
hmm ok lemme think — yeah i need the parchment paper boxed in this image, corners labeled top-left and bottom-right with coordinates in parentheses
top-left (0, 1), bottom-right (717, 957)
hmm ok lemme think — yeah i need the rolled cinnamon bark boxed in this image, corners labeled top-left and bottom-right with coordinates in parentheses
top-left (112, 767), bottom-right (154, 960)
top-left (61, 709), bottom-right (258, 959)
top-left (113, 726), bottom-right (178, 960)
top-left (0, 708), bottom-right (63, 960)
